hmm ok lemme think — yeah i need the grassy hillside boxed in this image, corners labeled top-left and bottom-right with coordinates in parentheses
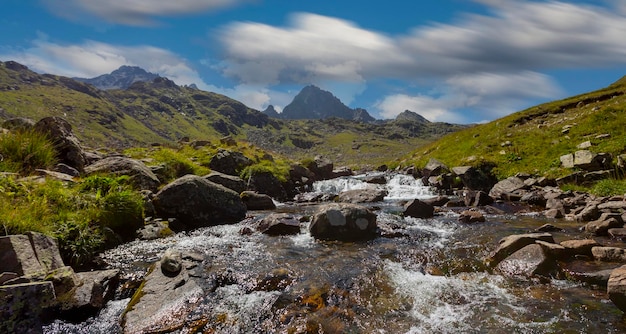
top-left (0, 61), bottom-right (464, 169)
top-left (401, 76), bottom-right (626, 179)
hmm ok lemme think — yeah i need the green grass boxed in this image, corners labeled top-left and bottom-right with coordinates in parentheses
top-left (402, 78), bottom-right (626, 180)
top-left (0, 174), bottom-right (146, 268)
top-left (0, 129), bottom-right (58, 174)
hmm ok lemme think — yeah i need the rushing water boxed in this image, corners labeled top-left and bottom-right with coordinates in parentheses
top-left (45, 174), bottom-right (626, 333)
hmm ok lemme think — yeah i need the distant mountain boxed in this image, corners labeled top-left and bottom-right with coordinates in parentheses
top-left (262, 105), bottom-right (280, 118)
top-left (395, 110), bottom-right (430, 123)
top-left (74, 65), bottom-right (159, 90)
top-left (280, 85), bottom-right (375, 122)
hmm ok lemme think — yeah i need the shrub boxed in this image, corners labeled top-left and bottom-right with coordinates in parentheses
top-left (96, 189), bottom-right (144, 241)
top-left (0, 129), bottom-right (57, 174)
top-left (54, 219), bottom-right (104, 268)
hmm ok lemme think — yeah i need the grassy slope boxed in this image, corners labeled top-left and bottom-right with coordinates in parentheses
top-left (402, 76), bottom-right (626, 179)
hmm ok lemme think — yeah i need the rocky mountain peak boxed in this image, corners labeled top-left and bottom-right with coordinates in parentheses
top-left (281, 85), bottom-right (374, 122)
top-left (262, 105), bottom-right (280, 118)
top-left (74, 65), bottom-right (159, 90)
top-left (395, 110), bottom-right (430, 123)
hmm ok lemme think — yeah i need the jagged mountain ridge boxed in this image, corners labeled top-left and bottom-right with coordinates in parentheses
top-left (0, 61), bottom-right (465, 167)
top-left (267, 85), bottom-right (376, 123)
top-left (74, 66), bottom-right (159, 90)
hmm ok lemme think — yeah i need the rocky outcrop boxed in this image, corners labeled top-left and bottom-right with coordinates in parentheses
top-left (241, 191), bottom-right (276, 210)
top-left (608, 265), bottom-right (626, 312)
top-left (84, 156), bottom-right (161, 192)
top-left (489, 176), bottom-right (528, 200)
top-left (246, 171), bottom-right (289, 201)
top-left (306, 156), bottom-right (334, 180)
top-left (208, 149), bottom-right (253, 176)
top-left (153, 175), bottom-right (246, 231)
top-left (34, 117), bottom-right (86, 173)
top-left (309, 203), bottom-right (377, 241)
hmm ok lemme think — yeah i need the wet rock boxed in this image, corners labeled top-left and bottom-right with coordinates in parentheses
top-left (585, 215), bottom-right (623, 236)
top-left (403, 199), bottom-right (434, 219)
top-left (576, 202), bottom-right (601, 222)
top-left (161, 249), bottom-right (183, 276)
top-left (153, 175), bottom-right (247, 231)
top-left (258, 213), bottom-right (301, 236)
top-left (309, 203), bottom-right (377, 241)
top-left (332, 167), bottom-right (353, 178)
top-left (496, 244), bottom-right (559, 278)
top-left (362, 174), bottom-right (387, 185)
top-left (85, 156), bottom-right (160, 192)
top-left (609, 228), bottom-right (626, 241)
top-left (458, 210), bottom-right (485, 223)
top-left (489, 177), bottom-right (527, 200)
top-left (241, 191), bottom-right (276, 210)
top-left (485, 233), bottom-right (554, 268)
top-left (560, 239), bottom-right (601, 257)
top-left (608, 265), bottom-right (626, 312)
top-left (246, 171), bottom-right (289, 201)
top-left (34, 117), bottom-right (86, 173)
top-left (520, 191), bottom-right (547, 206)
top-left (255, 268), bottom-right (294, 292)
top-left (0, 281), bottom-right (57, 333)
top-left (57, 269), bottom-right (120, 321)
top-left (536, 240), bottom-right (567, 259)
top-left (122, 257), bottom-right (203, 334)
top-left (337, 188), bottom-right (387, 203)
top-left (534, 224), bottom-right (563, 233)
top-left (563, 260), bottom-right (615, 286)
top-left (208, 149), bottom-right (253, 176)
top-left (204, 171), bottom-right (246, 194)
top-left (461, 190), bottom-right (494, 207)
top-left (544, 208), bottom-right (564, 219)
top-left (423, 196), bottom-right (450, 207)
top-left (592, 247), bottom-right (626, 262)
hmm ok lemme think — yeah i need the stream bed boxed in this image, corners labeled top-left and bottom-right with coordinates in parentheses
top-left (44, 175), bottom-right (626, 333)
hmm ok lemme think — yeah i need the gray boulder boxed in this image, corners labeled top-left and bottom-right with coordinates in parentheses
top-left (241, 191), bottom-right (276, 210)
top-left (257, 213), bottom-right (301, 236)
top-left (209, 149), bottom-right (253, 176)
top-left (85, 156), bottom-right (160, 192)
top-left (246, 171), bottom-right (288, 201)
top-left (204, 171), bottom-right (246, 194)
top-left (153, 175), bottom-right (246, 231)
top-left (592, 247), bottom-right (626, 262)
top-left (485, 233), bottom-right (554, 268)
top-left (496, 244), bottom-right (558, 278)
top-left (451, 166), bottom-right (497, 192)
top-left (34, 117), bottom-right (87, 173)
top-left (337, 188), bottom-right (387, 203)
top-left (0, 281), bottom-right (56, 333)
top-left (423, 158), bottom-right (449, 177)
top-left (122, 253), bottom-right (203, 334)
top-left (309, 203), bottom-right (377, 241)
top-left (403, 199), bottom-right (435, 219)
top-left (489, 177), bottom-right (527, 200)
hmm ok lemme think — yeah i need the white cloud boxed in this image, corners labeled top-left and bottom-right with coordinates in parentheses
top-left (376, 71), bottom-right (562, 123)
top-left (42, 0), bottom-right (247, 26)
top-left (0, 38), bottom-right (207, 87)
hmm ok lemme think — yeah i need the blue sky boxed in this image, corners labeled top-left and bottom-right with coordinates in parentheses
top-left (2, 0), bottom-right (626, 123)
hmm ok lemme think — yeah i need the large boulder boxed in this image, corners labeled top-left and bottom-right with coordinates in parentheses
top-left (573, 150), bottom-right (612, 171)
top-left (204, 171), bottom-right (246, 194)
top-left (246, 171), bottom-right (288, 201)
top-left (34, 117), bottom-right (86, 173)
top-left (451, 166), bottom-right (497, 192)
top-left (403, 199), bottom-right (434, 219)
top-left (309, 203), bottom-right (377, 241)
top-left (0, 232), bottom-right (65, 278)
top-left (337, 188), bottom-right (387, 203)
top-left (257, 213), bottom-right (301, 236)
top-left (0, 281), bottom-right (57, 333)
top-left (84, 156), bottom-right (161, 192)
top-left (489, 177), bottom-right (527, 200)
top-left (485, 233), bottom-right (554, 268)
top-left (496, 244), bottom-right (559, 278)
top-left (153, 175), bottom-right (246, 231)
top-left (208, 149), bottom-right (253, 176)
top-left (122, 250), bottom-right (203, 334)
top-left (423, 158), bottom-right (449, 177)
top-left (306, 156), bottom-right (334, 180)
top-left (56, 269), bottom-right (120, 321)
top-left (241, 191), bottom-right (276, 210)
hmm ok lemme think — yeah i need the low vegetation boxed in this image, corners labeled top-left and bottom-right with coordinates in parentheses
top-left (0, 129), bottom-right (57, 174)
top-left (402, 76), bottom-right (626, 180)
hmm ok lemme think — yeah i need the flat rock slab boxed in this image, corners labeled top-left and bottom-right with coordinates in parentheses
top-left (486, 233), bottom-right (554, 268)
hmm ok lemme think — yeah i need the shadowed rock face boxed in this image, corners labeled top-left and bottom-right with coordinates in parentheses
top-left (153, 175), bottom-right (247, 231)
top-left (309, 203), bottom-right (377, 241)
top-left (34, 116), bottom-right (86, 173)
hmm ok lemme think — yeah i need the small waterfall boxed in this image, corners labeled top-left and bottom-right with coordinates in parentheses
top-left (384, 174), bottom-right (434, 201)
top-left (311, 173), bottom-right (434, 202)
